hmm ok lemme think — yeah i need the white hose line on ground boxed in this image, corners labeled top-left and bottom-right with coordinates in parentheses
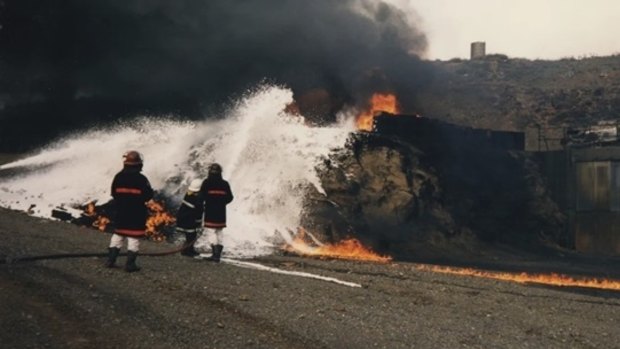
top-left (221, 258), bottom-right (362, 288)
top-left (304, 230), bottom-right (325, 247)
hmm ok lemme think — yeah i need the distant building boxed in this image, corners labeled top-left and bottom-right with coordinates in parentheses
top-left (470, 42), bottom-right (486, 59)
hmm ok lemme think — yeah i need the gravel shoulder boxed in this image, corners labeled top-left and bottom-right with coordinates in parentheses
top-left (1, 207), bottom-right (620, 349)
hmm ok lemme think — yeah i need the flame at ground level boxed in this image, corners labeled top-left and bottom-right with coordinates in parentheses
top-left (146, 200), bottom-right (176, 242)
top-left (82, 201), bottom-right (110, 232)
top-left (417, 264), bottom-right (620, 291)
top-left (79, 200), bottom-right (175, 240)
top-left (284, 229), bottom-right (392, 263)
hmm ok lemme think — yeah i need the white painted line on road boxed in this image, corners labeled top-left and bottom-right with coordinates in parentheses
top-left (222, 258), bottom-right (362, 288)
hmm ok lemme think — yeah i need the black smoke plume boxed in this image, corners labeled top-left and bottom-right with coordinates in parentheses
top-left (0, 0), bottom-right (432, 150)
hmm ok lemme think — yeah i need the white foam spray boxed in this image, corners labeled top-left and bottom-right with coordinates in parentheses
top-left (0, 85), bottom-right (354, 257)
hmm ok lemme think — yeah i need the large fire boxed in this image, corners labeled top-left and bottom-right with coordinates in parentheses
top-left (284, 228), bottom-right (392, 263)
top-left (80, 200), bottom-right (175, 241)
top-left (416, 264), bottom-right (620, 291)
top-left (357, 93), bottom-right (400, 131)
top-left (146, 200), bottom-right (176, 242)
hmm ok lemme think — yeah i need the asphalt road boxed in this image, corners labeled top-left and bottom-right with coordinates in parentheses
top-left (1, 208), bottom-right (620, 349)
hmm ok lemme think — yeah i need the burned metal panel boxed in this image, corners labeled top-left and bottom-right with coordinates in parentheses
top-left (374, 115), bottom-right (525, 151)
top-left (611, 162), bottom-right (620, 211)
top-left (574, 212), bottom-right (620, 255)
top-left (575, 161), bottom-right (610, 211)
top-left (569, 146), bottom-right (620, 255)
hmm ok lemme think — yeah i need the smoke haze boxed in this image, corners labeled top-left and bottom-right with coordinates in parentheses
top-left (0, 0), bottom-right (431, 150)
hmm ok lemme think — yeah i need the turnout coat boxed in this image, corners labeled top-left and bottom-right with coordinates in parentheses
top-left (200, 176), bottom-right (233, 228)
top-left (111, 167), bottom-right (154, 237)
top-left (175, 191), bottom-right (204, 233)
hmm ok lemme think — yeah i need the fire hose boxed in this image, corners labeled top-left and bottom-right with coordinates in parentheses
top-left (0, 238), bottom-right (193, 265)
top-left (0, 229), bottom-right (369, 288)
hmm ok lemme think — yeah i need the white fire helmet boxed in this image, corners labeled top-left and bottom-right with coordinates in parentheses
top-left (123, 150), bottom-right (144, 166)
top-left (188, 179), bottom-right (202, 192)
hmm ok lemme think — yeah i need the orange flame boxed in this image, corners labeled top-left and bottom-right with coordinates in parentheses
top-left (84, 202), bottom-right (96, 217)
top-left (356, 93), bottom-right (400, 131)
top-left (83, 201), bottom-right (110, 231)
top-left (284, 228), bottom-right (392, 263)
top-left (417, 264), bottom-right (620, 291)
top-left (93, 215), bottom-right (110, 232)
top-left (81, 200), bottom-right (174, 237)
top-left (146, 200), bottom-right (176, 242)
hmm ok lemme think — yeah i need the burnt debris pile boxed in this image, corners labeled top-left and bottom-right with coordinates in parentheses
top-left (303, 114), bottom-right (565, 257)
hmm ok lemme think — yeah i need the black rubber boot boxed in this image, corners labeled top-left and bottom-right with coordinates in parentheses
top-left (125, 251), bottom-right (141, 272)
top-left (212, 244), bottom-right (223, 263)
top-left (181, 233), bottom-right (199, 257)
top-left (104, 247), bottom-right (120, 268)
top-left (205, 244), bottom-right (222, 262)
top-left (204, 244), bottom-right (215, 261)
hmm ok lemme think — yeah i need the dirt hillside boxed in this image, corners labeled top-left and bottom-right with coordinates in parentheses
top-left (418, 55), bottom-right (620, 130)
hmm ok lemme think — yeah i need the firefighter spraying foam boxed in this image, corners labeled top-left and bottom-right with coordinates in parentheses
top-left (104, 151), bottom-right (154, 272)
top-left (198, 163), bottom-right (234, 262)
top-left (175, 179), bottom-right (204, 258)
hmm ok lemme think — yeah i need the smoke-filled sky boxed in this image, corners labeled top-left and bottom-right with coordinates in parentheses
top-left (391, 0), bottom-right (620, 59)
top-left (0, 0), bottom-right (438, 149)
top-left (0, 0), bottom-right (435, 150)
top-left (0, 0), bottom-right (429, 110)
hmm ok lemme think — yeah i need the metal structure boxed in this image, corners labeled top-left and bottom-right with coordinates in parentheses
top-left (535, 122), bottom-right (620, 255)
top-left (470, 42), bottom-right (486, 59)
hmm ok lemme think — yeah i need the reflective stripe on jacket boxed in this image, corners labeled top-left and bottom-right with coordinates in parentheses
top-left (200, 177), bottom-right (233, 228)
top-left (111, 167), bottom-right (153, 237)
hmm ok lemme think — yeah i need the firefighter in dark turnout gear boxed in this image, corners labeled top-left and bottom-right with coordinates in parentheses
top-left (176, 179), bottom-right (204, 257)
top-left (105, 150), bottom-right (154, 272)
top-left (199, 163), bottom-right (233, 262)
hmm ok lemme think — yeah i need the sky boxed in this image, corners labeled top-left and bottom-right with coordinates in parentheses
top-left (388, 0), bottom-right (620, 60)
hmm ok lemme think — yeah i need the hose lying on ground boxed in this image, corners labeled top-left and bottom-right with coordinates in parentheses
top-left (1, 241), bottom-right (191, 265)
